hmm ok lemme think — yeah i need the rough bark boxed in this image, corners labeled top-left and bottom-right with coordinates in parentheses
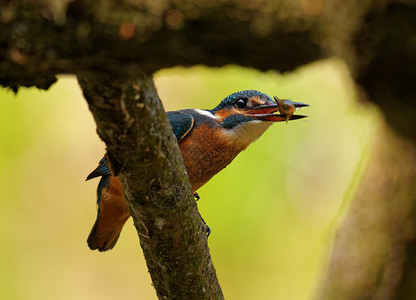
top-left (78, 73), bottom-right (223, 300)
top-left (0, 0), bottom-right (326, 91)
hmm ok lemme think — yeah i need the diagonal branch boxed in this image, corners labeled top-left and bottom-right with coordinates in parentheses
top-left (78, 72), bottom-right (223, 300)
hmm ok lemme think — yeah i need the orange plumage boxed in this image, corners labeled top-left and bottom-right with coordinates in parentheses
top-left (87, 177), bottom-right (130, 251)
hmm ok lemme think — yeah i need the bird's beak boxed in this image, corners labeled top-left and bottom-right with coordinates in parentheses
top-left (292, 102), bottom-right (309, 109)
top-left (246, 101), bottom-right (309, 122)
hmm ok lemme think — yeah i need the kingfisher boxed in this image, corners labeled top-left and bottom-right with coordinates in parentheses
top-left (86, 90), bottom-right (308, 252)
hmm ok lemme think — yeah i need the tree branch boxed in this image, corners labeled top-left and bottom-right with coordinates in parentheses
top-left (78, 73), bottom-right (223, 300)
top-left (0, 0), bottom-right (324, 90)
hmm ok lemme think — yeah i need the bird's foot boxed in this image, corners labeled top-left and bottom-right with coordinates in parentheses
top-left (193, 191), bottom-right (200, 201)
top-left (200, 215), bottom-right (211, 237)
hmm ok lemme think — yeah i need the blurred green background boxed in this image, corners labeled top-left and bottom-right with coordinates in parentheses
top-left (0, 60), bottom-right (378, 299)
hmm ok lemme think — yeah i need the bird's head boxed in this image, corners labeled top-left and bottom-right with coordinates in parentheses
top-left (211, 90), bottom-right (308, 147)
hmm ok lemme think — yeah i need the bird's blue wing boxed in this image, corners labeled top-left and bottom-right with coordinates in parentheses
top-left (86, 157), bottom-right (111, 180)
top-left (168, 112), bottom-right (194, 143)
top-left (86, 157), bottom-right (111, 216)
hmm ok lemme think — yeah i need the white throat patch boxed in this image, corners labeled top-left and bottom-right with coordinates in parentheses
top-left (222, 120), bottom-right (273, 147)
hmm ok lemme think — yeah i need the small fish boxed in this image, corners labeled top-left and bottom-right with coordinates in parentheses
top-left (274, 96), bottom-right (296, 123)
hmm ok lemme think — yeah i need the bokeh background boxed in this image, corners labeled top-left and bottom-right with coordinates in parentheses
top-left (0, 60), bottom-right (378, 299)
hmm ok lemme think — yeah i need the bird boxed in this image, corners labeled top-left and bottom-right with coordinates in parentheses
top-left (86, 90), bottom-right (308, 252)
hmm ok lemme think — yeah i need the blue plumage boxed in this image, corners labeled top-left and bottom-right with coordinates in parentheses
top-left (221, 114), bottom-right (255, 129)
top-left (212, 90), bottom-right (272, 112)
top-left (86, 158), bottom-right (111, 215)
top-left (86, 157), bottom-right (111, 180)
top-left (167, 112), bottom-right (194, 142)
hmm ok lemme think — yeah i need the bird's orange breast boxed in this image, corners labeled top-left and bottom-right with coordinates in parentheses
top-left (178, 123), bottom-right (245, 190)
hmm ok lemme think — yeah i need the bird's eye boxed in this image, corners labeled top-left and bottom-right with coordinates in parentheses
top-left (235, 98), bottom-right (248, 109)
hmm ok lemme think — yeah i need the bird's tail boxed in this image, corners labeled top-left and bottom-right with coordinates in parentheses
top-left (87, 176), bottom-right (131, 252)
top-left (87, 218), bottom-right (121, 251)
top-left (87, 212), bottom-right (129, 252)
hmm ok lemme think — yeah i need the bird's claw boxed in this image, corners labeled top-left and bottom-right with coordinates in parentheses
top-left (193, 191), bottom-right (200, 201)
top-left (200, 215), bottom-right (211, 237)
top-left (206, 224), bottom-right (211, 237)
